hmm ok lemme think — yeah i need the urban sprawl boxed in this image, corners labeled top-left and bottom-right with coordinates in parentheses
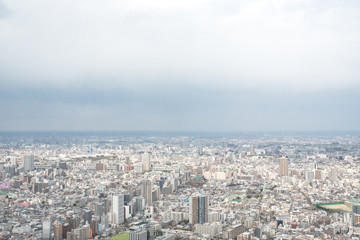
top-left (1, 132), bottom-right (360, 240)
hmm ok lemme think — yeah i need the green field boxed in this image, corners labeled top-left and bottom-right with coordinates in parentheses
top-left (110, 232), bottom-right (130, 240)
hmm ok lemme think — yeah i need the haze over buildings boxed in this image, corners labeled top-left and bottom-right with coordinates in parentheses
top-left (1, 131), bottom-right (360, 239)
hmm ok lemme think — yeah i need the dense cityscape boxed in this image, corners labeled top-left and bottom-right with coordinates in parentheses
top-left (1, 0), bottom-right (360, 239)
top-left (1, 131), bottom-right (360, 240)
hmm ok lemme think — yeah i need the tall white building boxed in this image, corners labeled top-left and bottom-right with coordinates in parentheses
top-left (10, 156), bottom-right (17, 166)
top-left (305, 171), bottom-right (315, 182)
top-left (134, 163), bottom-right (144, 173)
top-left (112, 194), bottom-right (124, 224)
top-left (42, 219), bottom-right (51, 240)
top-left (24, 154), bottom-right (35, 172)
top-left (142, 153), bottom-right (151, 172)
top-left (329, 168), bottom-right (337, 182)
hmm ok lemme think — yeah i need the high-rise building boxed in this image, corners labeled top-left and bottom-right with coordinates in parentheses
top-left (134, 163), bottom-right (144, 173)
top-left (142, 153), bottom-right (151, 172)
top-left (254, 227), bottom-right (262, 238)
top-left (130, 228), bottom-right (147, 240)
top-left (42, 219), bottom-right (51, 240)
top-left (90, 219), bottom-right (98, 236)
top-left (249, 145), bottom-right (255, 156)
top-left (353, 204), bottom-right (360, 215)
top-left (189, 195), bottom-right (209, 224)
top-left (135, 197), bottom-right (145, 213)
top-left (171, 178), bottom-right (178, 192)
top-left (54, 220), bottom-right (63, 240)
top-left (315, 170), bottom-right (325, 180)
top-left (112, 194), bottom-right (124, 224)
top-left (95, 202), bottom-right (105, 217)
top-left (10, 156), bottom-right (17, 166)
top-left (62, 223), bottom-right (69, 239)
top-left (279, 157), bottom-right (288, 177)
top-left (83, 209), bottom-right (92, 225)
top-left (353, 204), bottom-right (360, 225)
top-left (24, 154), bottom-right (35, 172)
top-left (141, 180), bottom-right (152, 206)
top-left (305, 171), bottom-right (315, 182)
top-left (329, 168), bottom-right (337, 182)
top-left (310, 162), bottom-right (317, 170)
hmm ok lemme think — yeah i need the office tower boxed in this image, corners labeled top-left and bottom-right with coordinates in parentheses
top-left (105, 198), bottom-right (112, 214)
top-left (353, 204), bottom-right (360, 225)
top-left (58, 161), bottom-right (67, 170)
top-left (178, 162), bottom-right (186, 172)
top-left (254, 227), bottom-right (262, 238)
top-left (73, 224), bottom-right (90, 240)
top-left (42, 219), bottom-right (51, 240)
top-left (89, 145), bottom-right (92, 156)
top-left (171, 178), bottom-right (178, 192)
top-left (153, 185), bottom-right (160, 202)
top-left (24, 154), bottom-right (35, 172)
top-left (354, 214), bottom-right (360, 225)
top-left (189, 195), bottom-right (209, 224)
top-left (100, 214), bottom-right (109, 230)
top-left (142, 153), bottom-right (151, 172)
top-left (135, 197), bottom-right (145, 213)
top-left (90, 219), bottom-right (98, 236)
top-left (250, 145), bottom-right (255, 155)
top-left (10, 156), bottom-right (17, 166)
top-left (279, 157), bottom-right (288, 177)
top-left (305, 171), bottom-right (315, 182)
top-left (124, 205), bottom-right (132, 219)
top-left (134, 163), bottom-right (144, 173)
top-left (315, 170), bottom-right (325, 180)
top-left (310, 162), bottom-right (317, 170)
top-left (141, 180), bottom-right (153, 206)
top-left (124, 194), bottom-right (131, 204)
top-left (95, 202), bottom-right (105, 217)
top-left (54, 220), bottom-right (63, 240)
top-left (62, 223), bottom-right (69, 239)
top-left (130, 228), bottom-right (147, 240)
top-left (112, 194), bottom-right (124, 224)
top-left (329, 168), bottom-right (337, 182)
top-left (197, 146), bottom-right (203, 155)
top-left (353, 204), bottom-right (360, 215)
top-left (33, 182), bottom-right (43, 193)
top-left (185, 171), bottom-right (191, 182)
top-left (83, 209), bottom-right (92, 225)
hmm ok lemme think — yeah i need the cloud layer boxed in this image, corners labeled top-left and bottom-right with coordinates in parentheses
top-left (0, 0), bottom-right (360, 131)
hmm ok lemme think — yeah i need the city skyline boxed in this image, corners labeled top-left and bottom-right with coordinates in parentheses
top-left (1, 131), bottom-right (360, 239)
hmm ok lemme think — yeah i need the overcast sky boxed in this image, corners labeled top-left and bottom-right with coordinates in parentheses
top-left (0, 0), bottom-right (360, 131)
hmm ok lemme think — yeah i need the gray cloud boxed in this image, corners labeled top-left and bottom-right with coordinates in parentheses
top-left (0, 0), bottom-right (360, 131)
top-left (0, 84), bottom-right (359, 131)
top-left (0, 0), bottom-right (9, 18)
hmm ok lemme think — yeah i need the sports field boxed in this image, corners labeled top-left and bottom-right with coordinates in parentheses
top-left (110, 232), bottom-right (130, 240)
top-left (321, 204), bottom-right (351, 212)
